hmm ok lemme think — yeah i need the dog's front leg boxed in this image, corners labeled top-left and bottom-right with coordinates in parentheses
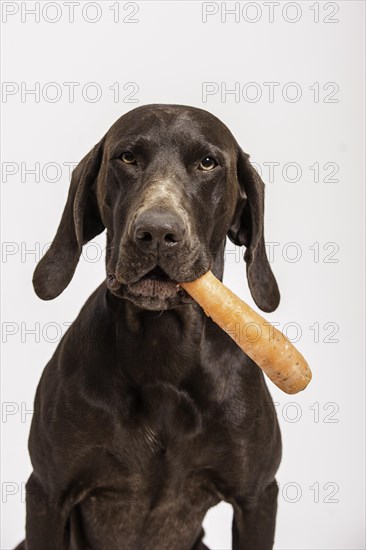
top-left (231, 479), bottom-right (278, 550)
top-left (24, 473), bottom-right (73, 550)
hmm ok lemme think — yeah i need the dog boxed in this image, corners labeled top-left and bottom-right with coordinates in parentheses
top-left (15, 104), bottom-right (282, 550)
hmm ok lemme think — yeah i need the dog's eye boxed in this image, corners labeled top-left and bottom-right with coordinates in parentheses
top-left (199, 156), bottom-right (217, 171)
top-left (121, 151), bottom-right (136, 164)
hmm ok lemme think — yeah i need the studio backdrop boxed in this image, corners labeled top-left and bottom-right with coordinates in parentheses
top-left (1, 1), bottom-right (365, 549)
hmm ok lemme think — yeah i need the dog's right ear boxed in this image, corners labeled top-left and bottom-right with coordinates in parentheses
top-left (33, 139), bottom-right (105, 300)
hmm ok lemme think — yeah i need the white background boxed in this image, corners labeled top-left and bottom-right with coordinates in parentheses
top-left (1, 1), bottom-right (365, 549)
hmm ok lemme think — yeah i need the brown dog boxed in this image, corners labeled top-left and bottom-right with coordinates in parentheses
top-left (16, 104), bottom-right (281, 550)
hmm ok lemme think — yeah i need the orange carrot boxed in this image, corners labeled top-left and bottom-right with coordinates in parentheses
top-left (181, 271), bottom-right (311, 394)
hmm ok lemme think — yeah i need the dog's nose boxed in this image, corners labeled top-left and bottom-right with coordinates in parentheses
top-left (133, 208), bottom-right (186, 250)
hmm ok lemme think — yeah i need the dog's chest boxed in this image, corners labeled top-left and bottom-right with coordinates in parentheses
top-left (76, 383), bottom-right (231, 549)
top-left (131, 340), bottom-right (192, 383)
top-left (111, 381), bottom-right (210, 468)
top-left (101, 377), bottom-right (243, 497)
top-left (107, 325), bottom-right (252, 490)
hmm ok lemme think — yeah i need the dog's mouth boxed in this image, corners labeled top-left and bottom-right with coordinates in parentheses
top-left (125, 266), bottom-right (181, 299)
top-left (106, 255), bottom-right (209, 309)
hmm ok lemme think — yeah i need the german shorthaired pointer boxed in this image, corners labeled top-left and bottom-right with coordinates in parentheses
top-left (16, 104), bottom-right (281, 550)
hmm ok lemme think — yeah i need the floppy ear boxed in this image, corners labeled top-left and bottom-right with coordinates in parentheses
top-left (228, 147), bottom-right (280, 312)
top-left (33, 140), bottom-right (105, 300)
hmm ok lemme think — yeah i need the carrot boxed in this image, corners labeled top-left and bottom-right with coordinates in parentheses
top-left (181, 271), bottom-right (311, 394)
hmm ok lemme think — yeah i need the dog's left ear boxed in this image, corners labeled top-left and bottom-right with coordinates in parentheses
top-left (228, 147), bottom-right (280, 312)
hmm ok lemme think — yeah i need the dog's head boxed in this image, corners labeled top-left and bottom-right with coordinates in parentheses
top-left (33, 104), bottom-right (280, 312)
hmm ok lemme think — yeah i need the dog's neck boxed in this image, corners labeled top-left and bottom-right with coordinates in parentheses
top-left (105, 294), bottom-right (204, 386)
top-left (104, 243), bottom-right (226, 386)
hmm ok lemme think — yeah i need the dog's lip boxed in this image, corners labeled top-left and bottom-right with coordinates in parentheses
top-left (123, 266), bottom-right (182, 300)
top-left (138, 266), bottom-right (177, 283)
top-left (123, 266), bottom-right (180, 288)
top-left (107, 262), bottom-right (211, 288)
top-left (107, 267), bottom-right (178, 287)
top-left (106, 265), bottom-right (206, 305)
